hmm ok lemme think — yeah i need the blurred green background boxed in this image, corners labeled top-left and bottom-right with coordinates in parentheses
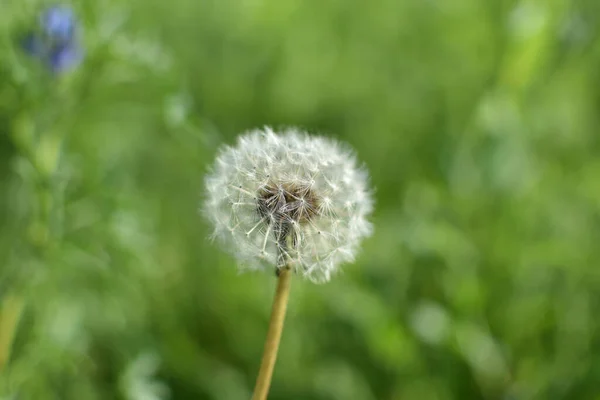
top-left (2, 0), bottom-right (600, 399)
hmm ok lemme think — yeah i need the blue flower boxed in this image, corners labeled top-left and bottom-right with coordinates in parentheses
top-left (22, 33), bottom-right (46, 57)
top-left (21, 5), bottom-right (84, 74)
top-left (48, 42), bottom-right (83, 73)
top-left (40, 6), bottom-right (76, 42)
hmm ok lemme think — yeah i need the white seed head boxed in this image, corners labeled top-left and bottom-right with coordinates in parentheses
top-left (203, 127), bottom-right (374, 283)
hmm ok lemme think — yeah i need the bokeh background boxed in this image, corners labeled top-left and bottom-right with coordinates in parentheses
top-left (2, 0), bottom-right (600, 399)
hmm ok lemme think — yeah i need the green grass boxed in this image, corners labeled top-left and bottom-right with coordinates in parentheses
top-left (2, 0), bottom-right (600, 399)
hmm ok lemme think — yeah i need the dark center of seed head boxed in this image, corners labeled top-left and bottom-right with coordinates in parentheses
top-left (256, 181), bottom-right (320, 225)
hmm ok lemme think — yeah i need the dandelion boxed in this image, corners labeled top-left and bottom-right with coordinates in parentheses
top-left (22, 5), bottom-right (83, 73)
top-left (204, 127), bottom-right (373, 282)
top-left (203, 127), bottom-right (373, 399)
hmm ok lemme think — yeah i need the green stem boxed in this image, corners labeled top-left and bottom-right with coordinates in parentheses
top-left (251, 267), bottom-right (292, 400)
top-left (0, 295), bottom-right (25, 372)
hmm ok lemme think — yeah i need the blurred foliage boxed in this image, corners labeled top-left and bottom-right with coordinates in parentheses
top-left (2, 0), bottom-right (600, 399)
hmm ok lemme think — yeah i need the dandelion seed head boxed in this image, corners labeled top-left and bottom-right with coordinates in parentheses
top-left (203, 127), bottom-right (374, 283)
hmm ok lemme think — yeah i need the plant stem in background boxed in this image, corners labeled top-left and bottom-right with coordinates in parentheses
top-left (251, 267), bottom-right (292, 400)
top-left (0, 295), bottom-right (25, 372)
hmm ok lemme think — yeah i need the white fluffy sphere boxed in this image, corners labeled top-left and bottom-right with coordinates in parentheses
top-left (203, 127), bottom-right (373, 283)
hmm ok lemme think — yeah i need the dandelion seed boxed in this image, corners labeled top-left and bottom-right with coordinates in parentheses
top-left (203, 127), bottom-right (374, 283)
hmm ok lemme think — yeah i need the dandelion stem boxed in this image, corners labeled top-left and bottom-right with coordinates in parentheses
top-left (251, 266), bottom-right (292, 400)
